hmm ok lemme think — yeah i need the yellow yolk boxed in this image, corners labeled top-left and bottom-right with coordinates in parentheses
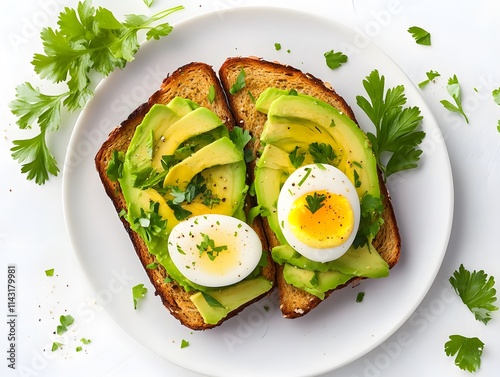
top-left (288, 190), bottom-right (354, 249)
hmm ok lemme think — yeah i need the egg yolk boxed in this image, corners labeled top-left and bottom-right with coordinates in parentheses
top-left (288, 189), bottom-right (354, 249)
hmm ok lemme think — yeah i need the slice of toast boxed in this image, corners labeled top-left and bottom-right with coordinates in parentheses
top-left (95, 62), bottom-right (275, 330)
top-left (219, 56), bottom-right (401, 318)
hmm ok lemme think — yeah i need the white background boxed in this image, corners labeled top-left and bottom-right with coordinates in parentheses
top-left (1, 0), bottom-right (499, 376)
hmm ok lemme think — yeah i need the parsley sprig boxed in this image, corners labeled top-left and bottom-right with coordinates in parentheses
top-left (445, 335), bottom-right (484, 373)
top-left (305, 192), bottom-right (327, 214)
top-left (440, 75), bottom-right (469, 124)
top-left (356, 69), bottom-right (425, 179)
top-left (449, 264), bottom-right (498, 324)
top-left (9, 1), bottom-right (184, 184)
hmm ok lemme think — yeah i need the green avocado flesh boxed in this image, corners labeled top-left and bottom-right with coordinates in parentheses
top-left (254, 88), bottom-right (388, 298)
top-left (115, 97), bottom-right (272, 325)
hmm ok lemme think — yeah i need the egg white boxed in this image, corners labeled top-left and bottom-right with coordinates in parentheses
top-left (168, 214), bottom-right (263, 287)
top-left (277, 164), bottom-right (360, 263)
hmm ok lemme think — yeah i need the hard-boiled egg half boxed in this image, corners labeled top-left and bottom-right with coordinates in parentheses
top-left (168, 214), bottom-right (263, 287)
top-left (277, 164), bottom-right (360, 263)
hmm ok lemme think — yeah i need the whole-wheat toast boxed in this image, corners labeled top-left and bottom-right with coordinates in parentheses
top-left (95, 62), bottom-right (275, 330)
top-left (219, 56), bottom-right (401, 318)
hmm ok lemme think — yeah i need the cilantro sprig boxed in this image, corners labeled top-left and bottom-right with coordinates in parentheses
top-left (9, 1), bottom-right (184, 184)
top-left (449, 264), bottom-right (498, 324)
top-left (356, 69), bottom-right (425, 179)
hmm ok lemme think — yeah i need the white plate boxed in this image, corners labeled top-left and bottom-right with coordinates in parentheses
top-left (62, 7), bottom-right (453, 377)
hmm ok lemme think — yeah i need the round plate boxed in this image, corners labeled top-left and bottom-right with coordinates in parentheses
top-left (62, 7), bottom-right (453, 377)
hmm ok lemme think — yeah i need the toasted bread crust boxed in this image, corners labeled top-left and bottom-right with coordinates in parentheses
top-left (219, 57), bottom-right (401, 318)
top-left (95, 62), bottom-right (274, 330)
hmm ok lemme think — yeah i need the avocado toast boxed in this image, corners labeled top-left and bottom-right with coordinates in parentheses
top-left (95, 62), bottom-right (275, 330)
top-left (219, 57), bottom-right (401, 318)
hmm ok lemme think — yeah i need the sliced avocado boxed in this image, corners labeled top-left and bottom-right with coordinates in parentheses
top-left (272, 244), bottom-right (389, 278)
top-left (265, 93), bottom-right (380, 199)
top-left (163, 136), bottom-right (243, 190)
top-left (190, 277), bottom-right (273, 325)
top-left (152, 107), bottom-right (227, 170)
top-left (183, 161), bottom-right (247, 220)
top-left (282, 264), bottom-right (353, 300)
top-left (126, 104), bottom-right (182, 174)
top-left (166, 96), bottom-right (198, 117)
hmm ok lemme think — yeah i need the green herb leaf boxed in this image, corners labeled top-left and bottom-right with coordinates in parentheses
top-left (134, 201), bottom-right (168, 241)
top-left (324, 49), bottom-right (348, 70)
top-left (197, 233), bottom-right (228, 261)
top-left (201, 292), bottom-right (225, 308)
top-left (449, 264), bottom-right (498, 324)
top-left (353, 193), bottom-right (385, 248)
top-left (51, 342), bottom-right (63, 352)
top-left (440, 75), bottom-right (469, 124)
top-left (274, 42), bottom-right (282, 51)
top-left (207, 84), bottom-right (216, 103)
top-left (229, 68), bottom-right (246, 94)
top-left (56, 314), bottom-right (75, 335)
top-left (308, 142), bottom-right (336, 165)
top-left (492, 87), bottom-right (500, 105)
top-left (80, 338), bottom-right (92, 345)
top-left (180, 339), bottom-right (190, 348)
top-left (444, 335), bottom-right (484, 373)
top-left (106, 150), bottom-right (125, 182)
top-left (11, 2), bottom-right (184, 184)
top-left (143, 0), bottom-right (155, 7)
top-left (356, 69), bottom-right (425, 179)
top-left (418, 70), bottom-right (441, 89)
top-left (289, 146), bottom-right (305, 168)
top-left (132, 283), bottom-right (148, 309)
top-left (45, 268), bottom-right (55, 277)
top-left (356, 291), bottom-right (365, 303)
top-left (305, 192), bottom-right (327, 214)
top-left (408, 26), bottom-right (431, 45)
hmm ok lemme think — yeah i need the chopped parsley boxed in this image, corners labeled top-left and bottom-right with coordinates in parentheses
top-left (445, 335), bottom-right (484, 373)
top-left (324, 49), bottom-right (348, 70)
top-left (356, 291), bottom-right (365, 303)
top-left (440, 75), bottom-right (469, 124)
top-left (180, 339), bottom-right (190, 348)
top-left (305, 192), bottom-right (327, 214)
top-left (408, 26), bottom-right (431, 45)
top-left (308, 142), bottom-right (336, 165)
top-left (449, 264), bottom-right (498, 324)
top-left (132, 283), bottom-right (148, 310)
top-left (197, 233), bottom-right (227, 261)
top-left (56, 314), bottom-right (75, 335)
top-left (229, 68), bottom-right (246, 94)
top-left (45, 268), bottom-right (54, 277)
top-left (274, 42), bottom-right (282, 51)
top-left (418, 70), bottom-right (441, 89)
top-left (289, 146), bottom-right (305, 168)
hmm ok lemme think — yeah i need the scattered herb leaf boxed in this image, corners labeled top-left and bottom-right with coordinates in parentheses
top-left (56, 314), bottom-right (74, 335)
top-left (197, 233), bottom-right (227, 261)
top-left (181, 339), bottom-right (190, 348)
top-left (201, 292), bottom-right (225, 308)
top-left (289, 146), bottom-right (305, 168)
top-left (45, 268), bottom-right (55, 277)
top-left (324, 49), bottom-right (348, 70)
top-left (449, 264), bottom-right (498, 324)
top-left (356, 291), bottom-right (365, 303)
top-left (444, 335), bottom-right (484, 373)
top-left (51, 342), bottom-right (63, 352)
top-left (274, 42), bottom-right (282, 51)
top-left (408, 26), bottom-right (431, 45)
top-left (440, 75), bottom-right (469, 124)
top-left (229, 68), bottom-right (246, 94)
top-left (132, 283), bottom-right (148, 309)
top-left (418, 70), bottom-right (441, 89)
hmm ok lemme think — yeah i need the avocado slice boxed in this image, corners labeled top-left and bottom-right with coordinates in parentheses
top-left (190, 277), bottom-right (273, 325)
top-left (282, 264), bottom-right (354, 300)
top-left (152, 107), bottom-right (227, 170)
top-left (163, 136), bottom-right (244, 190)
